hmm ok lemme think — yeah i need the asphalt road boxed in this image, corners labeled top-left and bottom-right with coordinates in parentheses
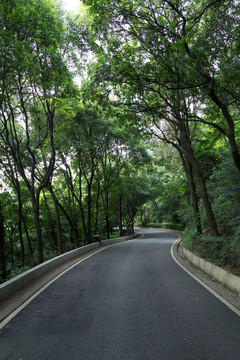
top-left (1, 229), bottom-right (240, 360)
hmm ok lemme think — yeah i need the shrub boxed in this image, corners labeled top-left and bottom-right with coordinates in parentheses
top-left (148, 222), bottom-right (184, 231)
top-left (195, 235), bottom-right (229, 266)
top-left (182, 226), bottom-right (199, 251)
top-left (183, 227), bottom-right (240, 275)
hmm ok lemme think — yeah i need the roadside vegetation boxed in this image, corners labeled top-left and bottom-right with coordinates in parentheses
top-left (0, 0), bottom-right (239, 283)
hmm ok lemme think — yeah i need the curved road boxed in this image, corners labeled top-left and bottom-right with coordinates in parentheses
top-left (1, 229), bottom-right (240, 359)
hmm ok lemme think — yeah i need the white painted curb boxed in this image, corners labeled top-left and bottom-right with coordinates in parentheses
top-left (182, 245), bottom-right (240, 296)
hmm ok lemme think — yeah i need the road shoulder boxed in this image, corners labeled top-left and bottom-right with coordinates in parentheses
top-left (0, 233), bottom-right (143, 327)
top-left (171, 237), bottom-right (240, 317)
top-left (0, 247), bottom-right (105, 324)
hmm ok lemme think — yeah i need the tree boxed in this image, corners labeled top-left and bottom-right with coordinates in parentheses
top-left (176, 0), bottom-right (240, 170)
top-left (0, 198), bottom-right (6, 282)
top-left (0, 0), bottom-right (78, 263)
top-left (82, 0), bottom-right (223, 235)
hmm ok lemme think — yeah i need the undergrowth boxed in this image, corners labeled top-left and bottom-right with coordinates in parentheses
top-left (182, 227), bottom-right (240, 276)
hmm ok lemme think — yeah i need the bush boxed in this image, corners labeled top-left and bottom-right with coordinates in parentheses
top-left (148, 222), bottom-right (163, 228)
top-left (195, 235), bottom-right (229, 266)
top-left (183, 227), bottom-right (240, 275)
top-left (148, 222), bottom-right (184, 231)
top-left (182, 226), bottom-right (199, 251)
top-left (6, 265), bottom-right (31, 281)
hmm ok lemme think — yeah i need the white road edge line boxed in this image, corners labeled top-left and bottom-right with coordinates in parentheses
top-left (171, 237), bottom-right (240, 318)
top-left (0, 235), bottom-right (144, 330)
top-left (0, 247), bottom-right (108, 330)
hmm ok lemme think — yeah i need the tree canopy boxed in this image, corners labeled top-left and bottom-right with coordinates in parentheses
top-left (0, 0), bottom-right (239, 282)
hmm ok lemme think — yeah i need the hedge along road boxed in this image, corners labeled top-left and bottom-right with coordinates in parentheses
top-left (1, 229), bottom-right (240, 360)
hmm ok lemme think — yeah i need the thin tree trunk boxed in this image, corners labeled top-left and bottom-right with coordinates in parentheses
top-left (32, 192), bottom-right (43, 264)
top-left (57, 199), bottom-right (80, 247)
top-left (179, 122), bottom-right (218, 236)
top-left (79, 199), bottom-right (88, 245)
top-left (94, 187), bottom-right (101, 236)
top-left (78, 170), bottom-right (88, 245)
top-left (0, 201), bottom-right (6, 281)
top-left (16, 181), bottom-right (25, 264)
top-left (48, 184), bottom-right (63, 254)
top-left (43, 189), bottom-right (57, 248)
top-left (21, 214), bottom-right (33, 256)
top-left (179, 151), bottom-right (202, 235)
top-left (87, 184), bottom-right (92, 244)
top-left (119, 193), bottom-right (123, 237)
top-left (10, 233), bottom-right (14, 267)
top-left (105, 191), bottom-right (110, 239)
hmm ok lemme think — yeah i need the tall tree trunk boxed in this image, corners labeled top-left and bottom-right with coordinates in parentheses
top-left (0, 201), bottom-right (6, 281)
top-left (179, 150), bottom-right (202, 235)
top-left (57, 199), bottom-right (80, 247)
top-left (78, 170), bottom-right (88, 245)
top-left (48, 184), bottom-right (63, 254)
top-left (131, 219), bottom-right (134, 234)
top-left (43, 190), bottom-right (57, 248)
top-left (94, 187), bottom-right (101, 236)
top-left (87, 184), bottom-right (92, 244)
top-left (16, 181), bottom-right (25, 264)
top-left (10, 233), bottom-right (14, 267)
top-left (22, 214), bottom-right (33, 256)
top-left (60, 160), bottom-right (80, 246)
top-left (227, 131), bottom-right (240, 171)
top-left (186, 155), bottom-right (218, 236)
top-left (179, 122), bottom-right (218, 236)
top-left (119, 193), bottom-right (123, 237)
top-left (5, 165), bottom-right (26, 264)
top-left (32, 192), bottom-right (43, 264)
top-left (105, 191), bottom-right (110, 239)
top-left (79, 199), bottom-right (88, 245)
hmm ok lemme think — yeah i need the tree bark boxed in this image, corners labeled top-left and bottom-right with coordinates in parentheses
top-left (22, 214), bottom-right (33, 256)
top-left (178, 121), bottom-right (218, 236)
top-left (32, 192), bottom-right (43, 265)
top-left (57, 199), bottom-right (80, 247)
top-left (119, 193), bottom-right (123, 237)
top-left (94, 184), bottom-right (101, 236)
top-left (87, 182), bottom-right (93, 244)
top-left (104, 191), bottom-right (110, 239)
top-left (0, 201), bottom-right (6, 281)
top-left (47, 184), bottom-right (63, 254)
top-left (78, 169), bottom-right (88, 245)
top-left (16, 181), bottom-right (25, 264)
top-left (179, 151), bottom-right (202, 235)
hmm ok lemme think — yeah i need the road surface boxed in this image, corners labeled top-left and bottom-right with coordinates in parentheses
top-left (1, 229), bottom-right (240, 359)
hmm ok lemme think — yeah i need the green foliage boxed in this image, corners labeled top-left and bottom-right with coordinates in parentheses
top-left (5, 265), bottom-right (31, 282)
top-left (183, 229), bottom-right (240, 274)
top-left (1, 0), bottom-right (240, 282)
top-left (182, 226), bottom-right (198, 251)
top-left (209, 155), bottom-right (240, 236)
top-left (148, 222), bottom-right (183, 231)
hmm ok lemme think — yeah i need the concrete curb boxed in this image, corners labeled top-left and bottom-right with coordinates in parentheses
top-left (182, 244), bottom-right (240, 296)
top-left (0, 233), bottom-right (140, 303)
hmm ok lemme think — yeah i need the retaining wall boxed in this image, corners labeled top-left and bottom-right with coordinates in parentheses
top-left (182, 245), bottom-right (240, 296)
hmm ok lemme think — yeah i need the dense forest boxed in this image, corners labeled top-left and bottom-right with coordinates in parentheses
top-left (0, 0), bottom-right (239, 283)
